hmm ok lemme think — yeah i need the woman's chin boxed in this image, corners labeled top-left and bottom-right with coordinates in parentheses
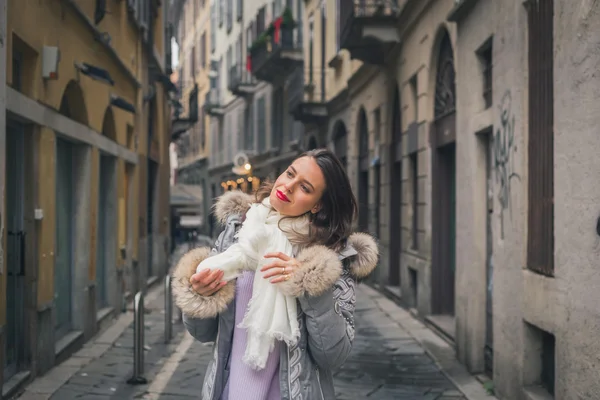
top-left (269, 193), bottom-right (283, 211)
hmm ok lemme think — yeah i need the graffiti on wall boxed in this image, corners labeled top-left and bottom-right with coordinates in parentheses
top-left (494, 90), bottom-right (521, 239)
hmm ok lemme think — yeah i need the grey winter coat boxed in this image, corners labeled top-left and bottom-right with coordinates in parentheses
top-left (172, 191), bottom-right (379, 400)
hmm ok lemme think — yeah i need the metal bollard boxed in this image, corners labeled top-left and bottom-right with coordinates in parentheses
top-left (127, 292), bottom-right (148, 385)
top-left (164, 275), bottom-right (173, 343)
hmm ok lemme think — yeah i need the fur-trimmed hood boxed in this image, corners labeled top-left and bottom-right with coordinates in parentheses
top-left (172, 191), bottom-right (379, 319)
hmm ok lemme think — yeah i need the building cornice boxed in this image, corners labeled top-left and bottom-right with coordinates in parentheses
top-left (7, 87), bottom-right (138, 164)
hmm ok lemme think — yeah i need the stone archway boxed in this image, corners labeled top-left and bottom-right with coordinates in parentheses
top-left (101, 107), bottom-right (117, 142)
top-left (59, 80), bottom-right (88, 125)
top-left (357, 108), bottom-right (369, 232)
top-left (332, 120), bottom-right (348, 170)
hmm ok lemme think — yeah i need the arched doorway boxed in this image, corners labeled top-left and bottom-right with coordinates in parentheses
top-left (97, 108), bottom-right (118, 309)
top-left (332, 120), bottom-right (348, 170)
top-left (101, 107), bottom-right (117, 142)
top-left (59, 80), bottom-right (88, 125)
top-left (357, 108), bottom-right (369, 232)
top-left (431, 30), bottom-right (457, 317)
top-left (388, 87), bottom-right (402, 287)
top-left (55, 80), bottom-right (88, 338)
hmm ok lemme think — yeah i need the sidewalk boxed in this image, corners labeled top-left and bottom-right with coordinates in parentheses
top-left (17, 277), bottom-right (494, 399)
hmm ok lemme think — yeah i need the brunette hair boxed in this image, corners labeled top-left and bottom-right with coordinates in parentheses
top-left (255, 149), bottom-right (357, 251)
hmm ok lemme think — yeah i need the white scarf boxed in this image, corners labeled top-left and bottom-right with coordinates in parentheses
top-left (196, 198), bottom-right (309, 370)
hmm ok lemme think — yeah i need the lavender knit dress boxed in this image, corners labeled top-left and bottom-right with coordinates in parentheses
top-left (221, 271), bottom-right (281, 400)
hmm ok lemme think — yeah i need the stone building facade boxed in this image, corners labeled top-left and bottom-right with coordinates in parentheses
top-left (294, 0), bottom-right (600, 398)
top-left (0, 0), bottom-right (173, 395)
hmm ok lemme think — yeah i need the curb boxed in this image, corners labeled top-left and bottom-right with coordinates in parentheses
top-left (17, 282), bottom-right (166, 400)
top-left (359, 284), bottom-right (496, 400)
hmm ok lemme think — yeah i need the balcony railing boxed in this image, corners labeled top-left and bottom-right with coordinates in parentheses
top-left (249, 10), bottom-right (303, 84)
top-left (339, 0), bottom-right (401, 64)
top-left (228, 64), bottom-right (258, 97)
top-left (204, 89), bottom-right (225, 116)
top-left (290, 72), bottom-right (328, 125)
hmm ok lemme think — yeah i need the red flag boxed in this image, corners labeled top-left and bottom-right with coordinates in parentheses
top-left (246, 54), bottom-right (252, 72)
top-left (273, 17), bottom-right (283, 44)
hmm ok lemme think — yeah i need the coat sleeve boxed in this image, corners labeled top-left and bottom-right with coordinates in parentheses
top-left (297, 268), bottom-right (356, 371)
top-left (174, 228), bottom-right (234, 343)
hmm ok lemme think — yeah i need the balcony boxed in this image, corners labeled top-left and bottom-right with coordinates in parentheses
top-left (204, 89), bottom-right (225, 117)
top-left (249, 10), bottom-right (302, 84)
top-left (228, 64), bottom-right (259, 97)
top-left (340, 0), bottom-right (401, 65)
top-left (290, 80), bottom-right (328, 126)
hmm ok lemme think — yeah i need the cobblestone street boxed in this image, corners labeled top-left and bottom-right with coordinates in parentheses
top-left (17, 269), bottom-right (491, 400)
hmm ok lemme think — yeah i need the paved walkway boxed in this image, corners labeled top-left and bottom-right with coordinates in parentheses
top-left (17, 258), bottom-right (493, 400)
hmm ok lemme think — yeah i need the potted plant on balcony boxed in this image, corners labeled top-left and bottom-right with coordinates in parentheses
top-left (247, 8), bottom-right (297, 72)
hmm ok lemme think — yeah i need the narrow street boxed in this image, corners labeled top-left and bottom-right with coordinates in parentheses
top-left (16, 255), bottom-right (491, 400)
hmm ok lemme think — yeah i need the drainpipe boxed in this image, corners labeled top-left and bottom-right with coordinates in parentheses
top-left (0, 0), bottom-right (5, 284)
top-left (146, 13), bottom-right (156, 285)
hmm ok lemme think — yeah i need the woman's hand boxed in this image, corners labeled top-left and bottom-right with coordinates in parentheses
top-left (189, 269), bottom-right (227, 296)
top-left (261, 252), bottom-right (300, 284)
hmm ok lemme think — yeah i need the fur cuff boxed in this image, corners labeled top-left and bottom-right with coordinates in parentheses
top-left (277, 245), bottom-right (343, 298)
top-left (346, 232), bottom-right (379, 279)
top-left (214, 191), bottom-right (254, 225)
top-left (171, 247), bottom-right (235, 319)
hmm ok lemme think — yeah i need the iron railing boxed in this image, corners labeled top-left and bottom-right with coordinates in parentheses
top-left (228, 64), bottom-right (255, 91)
top-left (340, 0), bottom-right (400, 48)
top-left (249, 26), bottom-right (299, 73)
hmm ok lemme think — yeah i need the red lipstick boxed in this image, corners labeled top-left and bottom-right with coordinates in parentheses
top-left (276, 190), bottom-right (290, 202)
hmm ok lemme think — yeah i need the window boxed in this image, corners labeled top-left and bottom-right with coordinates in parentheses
top-left (526, 0), bottom-right (554, 276)
top-left (477, 38), bottom-right (493, 109)
top-left (211, 5), bottom-right (217, 52)
top-left (219, 0), bottom-right (224, 26)
top-left (12, 48), bottom-right (22, 92)
top-left (373, 107), bottom-right (381, 237)
top-left (335, 0), bottom-right (341, 52)
top-left (257, 97), bottom-right (266, 152)
top-left (237, 109), bottom-right (244, 150)
top-left (271, 88), bottom-right (284, 149)
top-left (410, 153), bottom-right (419, 249)
top-left (308, 16), bottom-right (314, 84)
top-left (257, 7), bottom-right (266, 35)
top-left (200, 110), bottom-right (206, 149)
top-left (226, 0), bottom-right (233, 31)
top-left (200, 33), bottom-right (206, 69)
top-left (237, 0), bottom-right (243, 20)
top-left (245, 104), bottom-right (254, 150)
top-left (191, 46), bottom-right (196, 77)
top-left (273, 0), bottom-right (282, 18)
top-left (226, 47), bottom-right (232, 88)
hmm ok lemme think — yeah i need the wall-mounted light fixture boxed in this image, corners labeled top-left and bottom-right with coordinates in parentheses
top-left (75, 62), bottom-right (115, 86)
top-left (110, 94), bottom-right (136, 114)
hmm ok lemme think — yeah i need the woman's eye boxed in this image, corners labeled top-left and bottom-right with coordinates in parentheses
top-left (301, 185), bottom-right (310, 193)
top-left (286, 170), bottom-right (293, 177)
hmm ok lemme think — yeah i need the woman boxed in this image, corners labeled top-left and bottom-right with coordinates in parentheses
top-left (172, 149), bottom-right (379, 400)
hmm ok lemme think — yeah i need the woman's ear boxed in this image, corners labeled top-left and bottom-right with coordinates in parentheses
top-left (311, 203), bottom-right (321, 214)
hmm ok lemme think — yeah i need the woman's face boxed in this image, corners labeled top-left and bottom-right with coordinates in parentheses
top-left (269, 157), bottom-right (326, 216)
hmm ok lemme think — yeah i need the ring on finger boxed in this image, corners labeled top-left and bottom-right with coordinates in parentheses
top-left (281, 266), bottom-right (286, 275)
top-left (284, 274), bottom-right (291, 281)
